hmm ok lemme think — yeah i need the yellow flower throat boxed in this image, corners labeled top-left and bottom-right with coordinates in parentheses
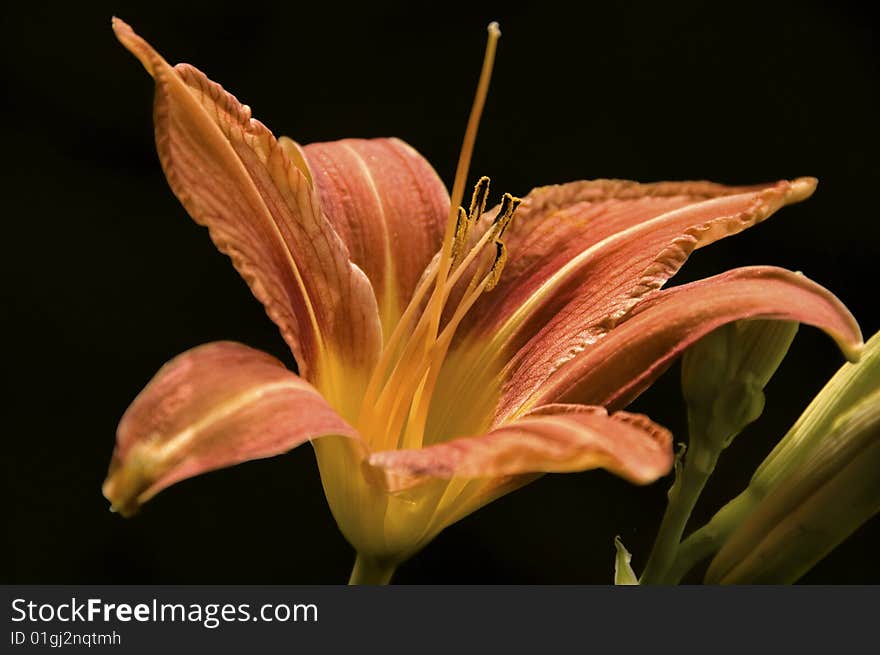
top-left (353, 22), bottom-right (519, 453)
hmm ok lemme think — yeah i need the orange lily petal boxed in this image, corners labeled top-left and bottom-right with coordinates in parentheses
top-left (102, 341), bottom-right (357, 516)
top-left (112, 19), bottom-right (382, 401)
top-left (300, 138), bottom-right (450, 335)
top-left (499, 266), bottom-right (863, 421)
top-left (369, 404), bottom-right (673, 493)
top-left (456, 178), bottom-right (814, 357)
top-left (429, 179), bottom-right (815, 444)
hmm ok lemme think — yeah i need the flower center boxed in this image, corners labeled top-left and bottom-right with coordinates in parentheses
top-left (355, 22), bottom-right (519, 452)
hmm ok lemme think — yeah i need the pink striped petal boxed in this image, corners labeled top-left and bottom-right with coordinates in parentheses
top-left (103, 341), bottom-right (357, 516)
top-left (428, 179), bottom-right (816, 443)
top-left (302, 138), bottom-right (449, 335)
top-left (455, 178), bottom-right (814, 360)
top-left (112, 19), bottom-right (382, 397)
top-left (462, 178), bottom-right (816, 350)
top-left (499, 267), bottom-right (863, 421)
top-left (369, 404), bottom-right (673, 493)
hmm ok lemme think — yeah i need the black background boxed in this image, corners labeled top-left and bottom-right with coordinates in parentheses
top-left (3, 0), bottom-right (878, 583)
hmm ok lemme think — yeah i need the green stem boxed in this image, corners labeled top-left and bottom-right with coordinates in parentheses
top-left (663, 523), bottom-right (720, 585)
top-left (348, 553), bottom-right (397, 585)
top-left (640, 445), bottom-right (719, 585)
top-left (665, 490), bottom-right (759, 584)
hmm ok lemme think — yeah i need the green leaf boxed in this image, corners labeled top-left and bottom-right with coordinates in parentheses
top-left (669, 330), bottom-right (880, 584)
top-left (706, 391), bottom-right (880, 583)
top-left (749, 330), bottom-right (880, 495)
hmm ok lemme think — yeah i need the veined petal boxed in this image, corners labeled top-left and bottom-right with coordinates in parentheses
top-left (456, 178), bottom-right (815, 355)
top-left (102, 341), bottom-right (357, 516)
top-left (369, 404), bottom-right (673, 493)
top-left (300, 138), bottom-right (450, 336)
top-left (500, 267), bottom-right (862, 421)
top-left (429, 179), bottom-right (816, 443)
top-left (112, 19), bottom-right (382, 408)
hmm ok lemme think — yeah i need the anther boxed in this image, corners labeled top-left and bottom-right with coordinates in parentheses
top-left (485, 240), bottom-right (508, 291)
top-left (492, 193), bottom-right (522, 238)
top-left (469, 176), bottom-right (491, 221)
top-left (450, 206), bottom-right (470, 264)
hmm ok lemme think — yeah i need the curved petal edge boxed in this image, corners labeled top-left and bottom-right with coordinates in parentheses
top-left (103, 341), bottom-right (357, 516)
top-left (368, 404), bottom-right (674, 493)
top-left (503, 266), bottom-right (863, 420)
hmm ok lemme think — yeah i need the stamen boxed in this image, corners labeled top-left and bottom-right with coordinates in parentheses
top-left (356, 260), bottom-right (439, 425)
top-left (492, 193), bottom-right (521, 238)
top-left (399, 259), bottom-right (500, 450)
top-left (485, 241), bottom-right (508, 291)
top-left (364, 186), bottom-right (521, 446)
top-left (441, 190), bottom-right (522, 299)
top-left (355, 23), bottom-right (521, 452)
top-left (468, 176), bottom-right (491, 221)
top-left (450, 206), bottom-right (470, 265)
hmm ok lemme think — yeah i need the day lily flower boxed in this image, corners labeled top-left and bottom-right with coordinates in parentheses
top-left (103, 18), bottom-right (863, 583)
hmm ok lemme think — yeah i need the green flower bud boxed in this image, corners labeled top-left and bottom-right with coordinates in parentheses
top-left (681, 319), bottom-right (799, 451)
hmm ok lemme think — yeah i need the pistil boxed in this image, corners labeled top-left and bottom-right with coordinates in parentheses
top-left (356, 23), bottom-right (519, 453)
top-left (436, 22), bottom-right (501, 291)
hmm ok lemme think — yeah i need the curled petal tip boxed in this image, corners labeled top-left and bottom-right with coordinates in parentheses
top-left (103, 343), bottom-right (359, 517)
top-left (844, 340), bottom-right (865, 364)
top-left (110, 16), bottom-right (159, 77)
top-left (788, 176), bottom-right (818, 203)
top-left (102, 464), bottom-right (146, 518)
top-left (110, 16), bottom-right (131, 38)
top-left (829, 305), bottom-right (863, 364)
